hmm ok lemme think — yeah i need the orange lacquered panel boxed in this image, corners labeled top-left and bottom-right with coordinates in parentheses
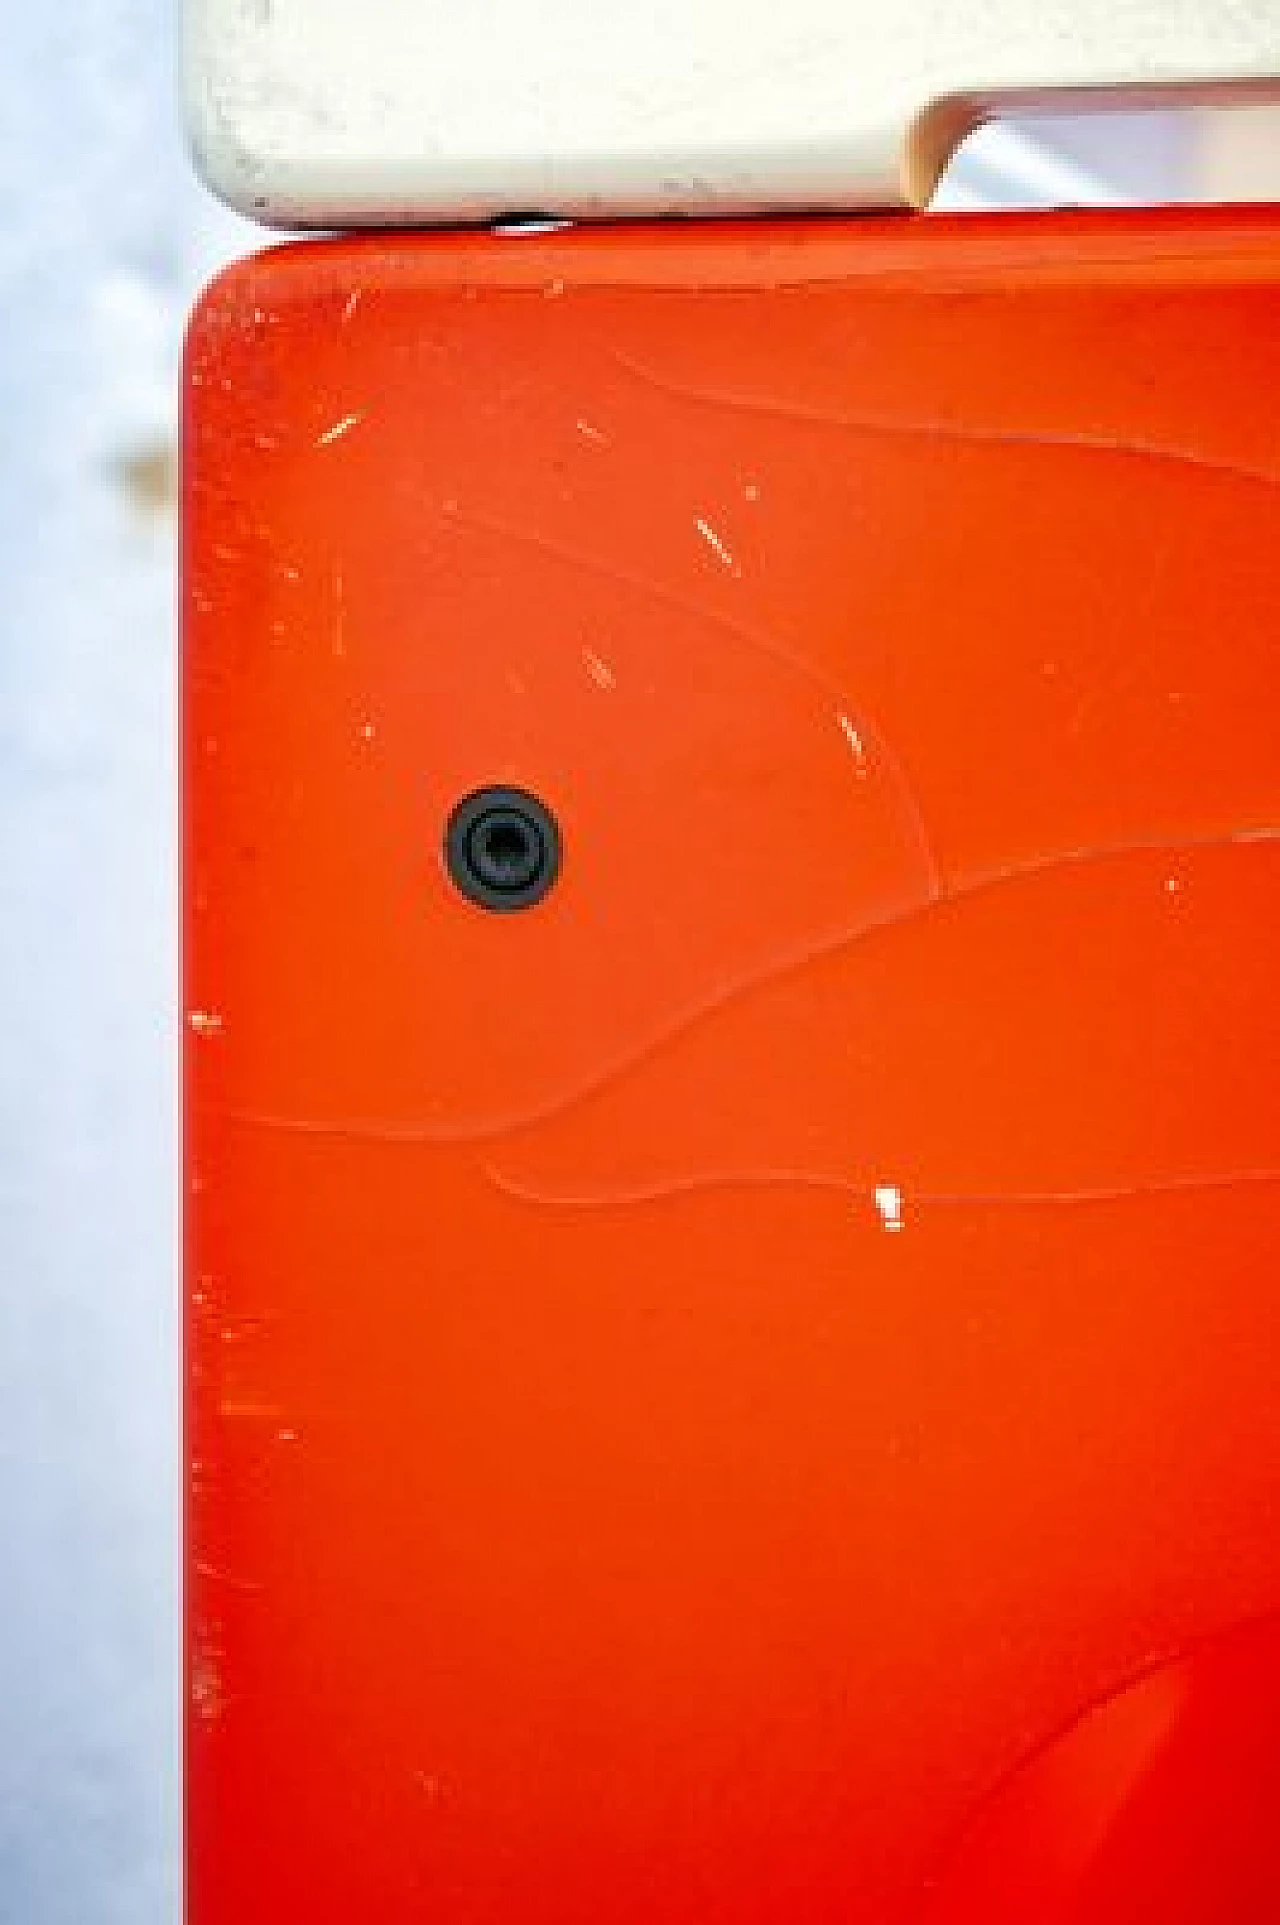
top-left (184, 212), bottom-right (1280, 1923)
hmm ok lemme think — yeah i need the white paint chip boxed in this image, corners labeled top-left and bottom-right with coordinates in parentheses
top-left (316, 411), bottom-right (365, 447)
top-left (874, 1184), bottom-right (905, 1233)
top-left (582, 648), bottom-right (616, 690)
top-left (695, 516), bottom-right (739, 574)
top-left (837, 712), bottom-right (868, 769)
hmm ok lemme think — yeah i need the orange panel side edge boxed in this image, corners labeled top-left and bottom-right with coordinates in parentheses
top-left (184, 211), bottom-right (1280, 1923)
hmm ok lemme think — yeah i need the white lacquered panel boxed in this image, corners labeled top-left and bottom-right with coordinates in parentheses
top-left (184, 0), bottom-right (1279, 225)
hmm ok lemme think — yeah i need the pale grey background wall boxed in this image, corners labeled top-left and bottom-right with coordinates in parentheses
top-left (0, 8), bottom-right (1271, 1915)
top-left (1, 6), bottom-right (248, 1916)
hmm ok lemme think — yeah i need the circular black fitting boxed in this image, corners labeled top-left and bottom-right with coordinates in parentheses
top-left (444, 787), bottom-right (561, 912)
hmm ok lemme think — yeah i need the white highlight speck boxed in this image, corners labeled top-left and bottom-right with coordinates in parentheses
top-left (494, 217), bottom-right (573, 236)
top-left (874, 1185), bottom-right (905, 1234)
top-left (576, 419), bottom-right (609, 445)
top-left (582, 648), bottom-right (616, 690)
top-left (360, 720), bottom-right (376, 742)
top-left (316, 411), bottom-right (365, 447)
top-left (695, 516), bottom-right (739, 573)
top-left (837, 712), bottom-right (868, 772)
top-left (1165, 877), bottom-right (1181, 895)
top-left (341, 290), bottom-right (361, 324)
top-left (743, 481), bottom-right (761, 502)
top-left (187, 1009), bottom-right (223, 1037)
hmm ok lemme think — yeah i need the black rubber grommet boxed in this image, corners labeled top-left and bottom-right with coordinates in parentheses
top-left (444, 786), bottom-right (561, 912)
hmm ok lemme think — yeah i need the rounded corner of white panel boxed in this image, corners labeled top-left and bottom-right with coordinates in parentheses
top-left (180, 0), bottom-right (1280, 227)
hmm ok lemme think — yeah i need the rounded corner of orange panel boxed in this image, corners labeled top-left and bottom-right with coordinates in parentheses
top-left (184, 209), bottom-right (1280, 1924)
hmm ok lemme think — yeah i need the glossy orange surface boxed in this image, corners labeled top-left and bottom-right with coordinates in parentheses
top-left (184, 212), bottom-right (1280, 1922)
